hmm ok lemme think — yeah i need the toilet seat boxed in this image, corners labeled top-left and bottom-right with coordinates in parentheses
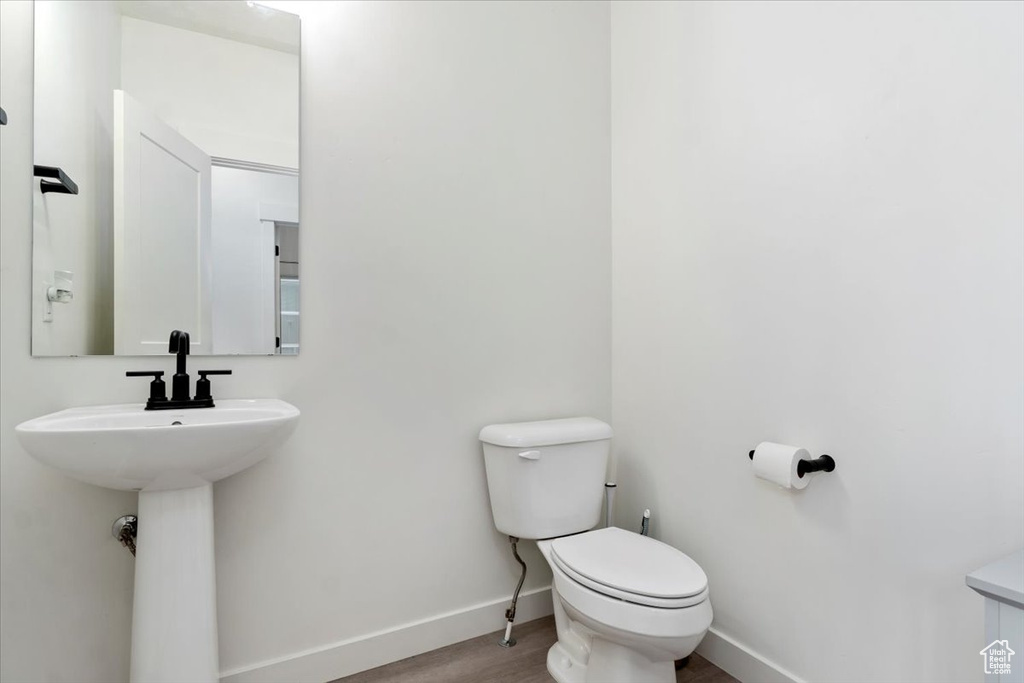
top-left (550, 527), bottom-right (708, 609)
top-left (552, 554), bottom-right (709, 608)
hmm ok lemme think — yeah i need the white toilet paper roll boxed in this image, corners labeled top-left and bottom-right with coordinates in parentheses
top-left (752, 442), bottom-right (811, 490)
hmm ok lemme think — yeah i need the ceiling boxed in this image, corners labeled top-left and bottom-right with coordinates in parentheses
top-left (116, 1), bottom-right (299, 55)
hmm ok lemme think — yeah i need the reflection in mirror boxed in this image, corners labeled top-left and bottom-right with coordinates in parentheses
top-left (32, 0), bottom-right (300, 356)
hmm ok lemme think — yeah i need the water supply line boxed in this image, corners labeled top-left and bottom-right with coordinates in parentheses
top-left (498, 535), bottom-right (527, 648)
top-left (604, 482), bottom-right (616, 528)
top-left (112, 515), bottom-right (138, 556)
top-left (640, 509), bottom-right (650, 536)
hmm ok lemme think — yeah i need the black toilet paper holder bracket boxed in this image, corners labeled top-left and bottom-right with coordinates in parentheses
top-left (748, 449), bottom-right (836, 478)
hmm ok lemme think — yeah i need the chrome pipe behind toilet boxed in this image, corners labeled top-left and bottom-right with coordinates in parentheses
top-left (604, 482), bottom-right (616, 528)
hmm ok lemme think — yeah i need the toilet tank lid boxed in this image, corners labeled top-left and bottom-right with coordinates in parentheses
top-left (479, 417), bottom-right (612, 448)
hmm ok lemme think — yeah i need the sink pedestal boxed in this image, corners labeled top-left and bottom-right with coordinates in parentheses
top-left (131, 483), bottom-right (219, 683)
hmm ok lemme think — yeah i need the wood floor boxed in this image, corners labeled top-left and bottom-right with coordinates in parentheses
top-left (332, 616), bottom-right (737, 683)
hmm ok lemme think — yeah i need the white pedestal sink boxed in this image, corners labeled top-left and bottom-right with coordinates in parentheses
top-left (15, 399), bottom-right (299, 683)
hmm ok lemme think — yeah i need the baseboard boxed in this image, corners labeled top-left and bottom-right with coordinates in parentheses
top-left (696, 626), bottom-right (804, 683)
top-left (219, 586), bottom-right (554, 683)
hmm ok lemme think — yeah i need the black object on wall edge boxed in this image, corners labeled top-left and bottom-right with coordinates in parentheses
top-left (0, 107), bottom-right (7, 125)
top-left (34, 164), bottom-right (79, 195)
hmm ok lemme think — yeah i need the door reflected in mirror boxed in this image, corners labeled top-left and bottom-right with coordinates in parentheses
top-left (32, 0), bottom-right (300, 356)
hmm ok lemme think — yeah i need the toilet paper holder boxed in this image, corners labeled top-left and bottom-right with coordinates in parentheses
top-left (748, 449), bottom-right (836, 478)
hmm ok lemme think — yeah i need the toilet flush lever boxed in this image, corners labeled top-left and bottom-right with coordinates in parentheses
top-left (518, 450), bottom-right (541, 460)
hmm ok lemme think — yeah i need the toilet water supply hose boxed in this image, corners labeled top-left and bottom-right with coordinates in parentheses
top-left (499, 536), bottom-right (527, 648)
top-left (497, 485), bottom-right (649, 647)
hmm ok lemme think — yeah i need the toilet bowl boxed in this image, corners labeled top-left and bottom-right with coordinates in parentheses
top-left (479, 418), bottom-right (713, 683)
top-left (538, 528), bottom-right (712, 683)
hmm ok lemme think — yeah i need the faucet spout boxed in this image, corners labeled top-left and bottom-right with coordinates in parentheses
top-left (169, 329), bottom-right (190, 353)
top-left (168, 330), bottom-right (191, 401)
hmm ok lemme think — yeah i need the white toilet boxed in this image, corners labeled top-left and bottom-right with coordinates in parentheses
top-left (479, 417), bottom-right (713, 683)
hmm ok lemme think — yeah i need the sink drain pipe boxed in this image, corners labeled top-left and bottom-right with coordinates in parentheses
top-left (498, 535), bottom-right (526, 648)
top-left (112, 515), bottom-right (138, 556)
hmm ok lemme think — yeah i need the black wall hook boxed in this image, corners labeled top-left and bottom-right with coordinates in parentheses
top-left (748, 449), bottom-right (836, 478)
top-left (34, 165), bottom-right (78, 195)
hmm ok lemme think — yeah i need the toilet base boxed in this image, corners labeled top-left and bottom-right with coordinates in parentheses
top-left (547, 638), bottom-right (676, 683)
top-left (536, 538), bottom-right (710, 683)
top-left (547, 641), bottom-right (585, 683)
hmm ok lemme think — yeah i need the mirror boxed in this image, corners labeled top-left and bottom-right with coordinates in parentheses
top-left (32, 0), bottom-right (300, 356)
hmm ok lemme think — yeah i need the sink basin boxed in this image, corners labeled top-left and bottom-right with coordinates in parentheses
top-left (15, 398), bottom-right (299, 683)
top-left (15, 399), bottom-right (299, 491)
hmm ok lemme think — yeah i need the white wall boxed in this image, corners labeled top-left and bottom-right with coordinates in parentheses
top-left (31, 0), bottom-right (120, 356)
top-left (121, 17), bottom-right (299, 168)
top-left (2, 1), bottom-right (610, 680)
top-left (214, 1), bottom-right (610, 674)
top-left (611, 2), bottom-right (1024, 682)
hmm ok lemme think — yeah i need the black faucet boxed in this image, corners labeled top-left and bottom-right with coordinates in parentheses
top-left (126, 330), bottom-right (232, 410)
top-left (169, 329), bottom-right (191, 402)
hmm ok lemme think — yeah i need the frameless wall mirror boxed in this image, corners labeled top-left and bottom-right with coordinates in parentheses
top-left (32, 0), bottom-right (300, 356)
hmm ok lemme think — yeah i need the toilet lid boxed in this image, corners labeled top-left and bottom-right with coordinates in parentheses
top-left (550, 527), bottom-right (708, 603)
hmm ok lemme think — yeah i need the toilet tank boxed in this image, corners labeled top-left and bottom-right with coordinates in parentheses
top-left (479, 417), bottom-right (612, 540)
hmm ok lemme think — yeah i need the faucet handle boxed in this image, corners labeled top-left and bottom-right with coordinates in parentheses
top-left (126, 371), bottom-right (167, 405)
top-left (195, 370), bottom-right (232, 402)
